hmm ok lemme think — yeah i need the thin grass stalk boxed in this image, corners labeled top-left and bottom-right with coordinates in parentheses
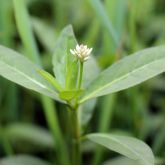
top-left (13, 1), bottom-right (70, 164)
top-left (89, 0), bottom-right (119, 49)
top-left (0, 1), bottom-right (18, 154)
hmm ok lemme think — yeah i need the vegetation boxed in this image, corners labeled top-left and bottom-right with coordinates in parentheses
top-left (0, 0), bottom-right (164, 165)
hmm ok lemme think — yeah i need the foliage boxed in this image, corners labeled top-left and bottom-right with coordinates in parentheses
top-left (0, 0), bottom-right (164, 165)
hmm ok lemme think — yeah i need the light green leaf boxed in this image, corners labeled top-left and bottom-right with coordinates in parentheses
top-left (5, 123), bottom-right (54, 149)
top-left (59, 90), bottom-right (83, 101)
top-left (0, 155), bottom-right (51, 165)
top-left (38, 69), bottom-right (63, 92)
top-left (80, 46), bottom-right (165, 103)
top-left (0, 45), bottom-right (62, 102)
top-left (103, 156), bottom-right (145, 165)
top-left (52, 25), bottom-right (78, 89)
top-left (103, 157), bottom-right (165, 165)
top-left (87, 133), bottom-right (154, 165)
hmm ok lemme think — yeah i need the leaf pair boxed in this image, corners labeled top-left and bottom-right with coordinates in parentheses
top-left (0, 26), bottom-right (165, 104)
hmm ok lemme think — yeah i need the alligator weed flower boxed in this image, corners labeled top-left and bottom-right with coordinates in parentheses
top-left (70, 44), bottom-right (92, 62)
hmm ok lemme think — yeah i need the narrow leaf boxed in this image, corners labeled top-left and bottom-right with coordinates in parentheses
top-left (13, 0), bottom-right (40, 64)
top-left (87, 133), bottom-right (154, 165)
top-left (38, 69), bottom-right (63, 92)
top-left (52, 25), bottom-right (78, 89)
top-left (89, 0), bottom-right (119, 48)
top-left (0, 45), bottom-right (62, 102)
top-left (80, 46), bottom-right (165, 103)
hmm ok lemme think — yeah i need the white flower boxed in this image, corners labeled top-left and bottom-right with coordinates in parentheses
top-left (70, 44), bottom-right (93, 62)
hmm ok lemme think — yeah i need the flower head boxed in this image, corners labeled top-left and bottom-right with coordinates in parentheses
top-left (70, 44), bottom-right (92, 62)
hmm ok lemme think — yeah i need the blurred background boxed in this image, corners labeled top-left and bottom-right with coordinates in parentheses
top-left (0, 0), bottom-right (164, 164)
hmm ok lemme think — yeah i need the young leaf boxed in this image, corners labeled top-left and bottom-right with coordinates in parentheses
top-left (80, 46), bottom-right (165, 103)
top-left (52, 25), bottom-right (78, 89)
top-left (0, 155), bottom-right (51, 165)
top-left (0, 45), bottom-right (62, 102)
top-left (86, 133), bottom-right (154, 165)
top-left (38, 69), bottom-right (63, 92)
top-left (59, 90), bottom-right (83, 101)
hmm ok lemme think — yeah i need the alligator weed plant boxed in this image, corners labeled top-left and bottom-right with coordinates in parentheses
top-left (0, 24), bottom-right (165, 165)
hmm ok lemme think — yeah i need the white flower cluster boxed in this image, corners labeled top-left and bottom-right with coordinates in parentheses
top-left (70, 44), bottom-right (92, 62)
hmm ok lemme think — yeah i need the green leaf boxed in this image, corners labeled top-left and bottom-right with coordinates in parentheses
top-left (0, 155), bottom-right (51, 165)
top-left (80, 46), bottom-right (165, 103)
top-left (38, 69), bottom-right (63, 92)
top-left (86, 133), bottom-right (154, 165)
top-left (5, 123), bottom-right (54, 149)
top-left (0, 45), bottom-right (62, 102)
top-left (59, 90), bottom-right (83, 101)
top-left (52, 25), bottom-right (78, 89)
top-left (103, 156), bottom-right (145, 165)
top-left (103, 157), bottom-right (165, 165)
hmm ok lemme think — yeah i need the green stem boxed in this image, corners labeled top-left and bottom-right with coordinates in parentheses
top-left (42, 97), bottom-right (70, 165)
top-left (70, 108), bottom-right (81, 165)
top-left (78, 61), bottom-right (83, 89)
top-left (2, 137), bottom-right (13, 156)
top-left (0, 126), bottom-right (14, 156)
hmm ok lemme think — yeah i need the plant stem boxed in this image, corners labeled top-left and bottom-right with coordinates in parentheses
top-left (70, 108), bottom-right (81, 165)
top-left (42, 97), bottom-right (70, 165)
top-left (0, 126), bottom-right (14, 156)
top-left (78, 61), bottom-right (83, 89)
